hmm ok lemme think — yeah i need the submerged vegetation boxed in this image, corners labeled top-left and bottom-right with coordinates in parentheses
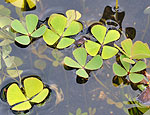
top-left (0, 0), bottom-right (150, 114)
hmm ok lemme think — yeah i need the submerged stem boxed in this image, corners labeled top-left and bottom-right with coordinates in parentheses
top-left (142, 15), bottom-right (150, 40)
top-left (8, 55), bottom-right (22, 86)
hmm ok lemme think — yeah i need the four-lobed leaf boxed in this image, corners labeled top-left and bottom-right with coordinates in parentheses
top-left (64, 48), bottom-right (103, 78)
top-left (0, 76), bottom-right (50, 112)
top-left (43, 10), bottom-right (83, 49)
top-left (85, 24), bottom-right (120, 59)
top-left (11, 14), bottom-right (46, 45)
top-left (113, 55), bottom-right (146, 83)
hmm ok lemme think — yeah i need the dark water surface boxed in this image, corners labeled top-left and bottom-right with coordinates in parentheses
top-left (0, 0), bottom-right (150, 115)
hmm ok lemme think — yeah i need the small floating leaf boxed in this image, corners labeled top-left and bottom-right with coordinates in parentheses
top-left (102, 46), bottom-right (118, 59)
top-left (73, 48), bottom-right (87, 66)
top-left (43, 29), bottom-right (60, 45)
top-left (76, 68), bottom-right (88, 78)
top-left (121, 39), bottom-right (132, 57)
top-left (120, 55), bottom-right (130, 71)
top-left (49, 14), bottom-right (67, 36)
top-left (129, 73), bottom-right (145, 83)
top-left (85, 40), bottom-right (101, 56)
top-left (130, 61), bottom-right (146, 73)
top-left (26, 14), bottom-right (38, 34)
top-left (11, 19), bottom-right (27, 34)
top-left (63, 21), bottom-right (83, 36)
top-left (85, 55), bottom-right (103, 70)
top-left (64, 57), bottom-right (82, 68)
top-left (91, 24), bottom-right (106, 44)
top-left (57, 37), bottom-right (75, 49)
top-left (131, 41), bottom-right (150, 59)
top-left (31, 25), bottom-right (46, 37)
top-left (103, 30), bottom-right (120, 45)
top-left (15, 35), bottom-right (31, 45)
top-left (113, 63), bottom-right (127, 76)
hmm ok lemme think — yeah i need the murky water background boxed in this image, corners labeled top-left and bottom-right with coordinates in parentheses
top-left (0, 0), bottom-right (150, 115)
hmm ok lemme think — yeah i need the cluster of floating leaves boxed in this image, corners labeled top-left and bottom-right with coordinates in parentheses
top-left (1, 1), bottom-right (150, 114)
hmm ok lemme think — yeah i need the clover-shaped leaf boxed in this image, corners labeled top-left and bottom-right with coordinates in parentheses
top-left (113, 55), bottom-right (146, 83)
top-left (43, 10), bottom-right (83, 49)
top-left (114, 39), bottom-right (150, 60)
top-left (11, 14), bottom-right (46, 45)
top-left (0, 76), bottom-right (51, 112)
top-left (64, 48), bottom-right (103, 78)
top-left (85, 24), bottom-right (120, 59)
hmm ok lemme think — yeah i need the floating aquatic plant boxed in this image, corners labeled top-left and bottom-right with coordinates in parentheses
top-left (11, 14), bottom-right (46, 45)
top-left (64, 48), bottom-right (103, 78)
top-left (43, 10), bottom-right (83, 49)
top-left (0, 76), bottom-right (51, 113)
top-left (114, 39), bottom-right (150, 62)
top-left (113, 55), bottom-right (146, 83)
top-left (85, 24), bottom-right (120, 59)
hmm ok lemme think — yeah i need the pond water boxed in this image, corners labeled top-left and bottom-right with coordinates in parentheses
top-left (0, 0), bottom-right (150, 115)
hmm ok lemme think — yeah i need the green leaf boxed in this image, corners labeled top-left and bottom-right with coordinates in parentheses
top-left (7, 83), bottom-right (29, 106)
top-left (91, 24), bottom-right (107, 44)
top-left (85, 55), bottom-right (103, 70)
top-left (129, 73), bottom-right (145, 83)
top-left (26, 14), bottom-right (38, 34)
top-left (130, 61), bottom-right (146, 72)
top-left (76, 68), bottom-right (88, 78)
top-left (122, 58), bottom-right (135, 64)
top-left (121, 39), bottom-right (132, 57)
top-left (57, 37), bottom-right (75, 49)
top-left (131, 41), bottom-right (150, 59)
top-left (2, 45), bottom-right (12, 59)
top-left (73, 48), bottom-right (87, 66)
top-left (102, 46), bottom-right (118, 59)
top-left (11, 19), bottom-right (27, 34)
top-left (7, 69), bottom-right (23, 78)
top-left (113, 63), bottom-right (127, 76)
top-left (114, 43), bottom-right (127, 56)
top-left (30, 88), bottom-right (49, 103)
top-left (85, 40), bottom-right (101, 56)
top-left (49, 14), bottom-right (67, 36)
top-left (120, 55), bottom-right (130, 71)
top-left (34, 59), bottom-right (46, 71)
top-left (64, 57), bottom-right (82, 68)
top-left (15, 35), bottom-right (31, 45)
top-left (103, 30), bottom-right (120, 45)
top-left (23, 77), bottom-right (43, 98)
top-left (63, 21), bottom-right (83, 36)
top-left (31, 25), bottom-right (46, 37)
top-left (43, 29), bottom-right (60, 45)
